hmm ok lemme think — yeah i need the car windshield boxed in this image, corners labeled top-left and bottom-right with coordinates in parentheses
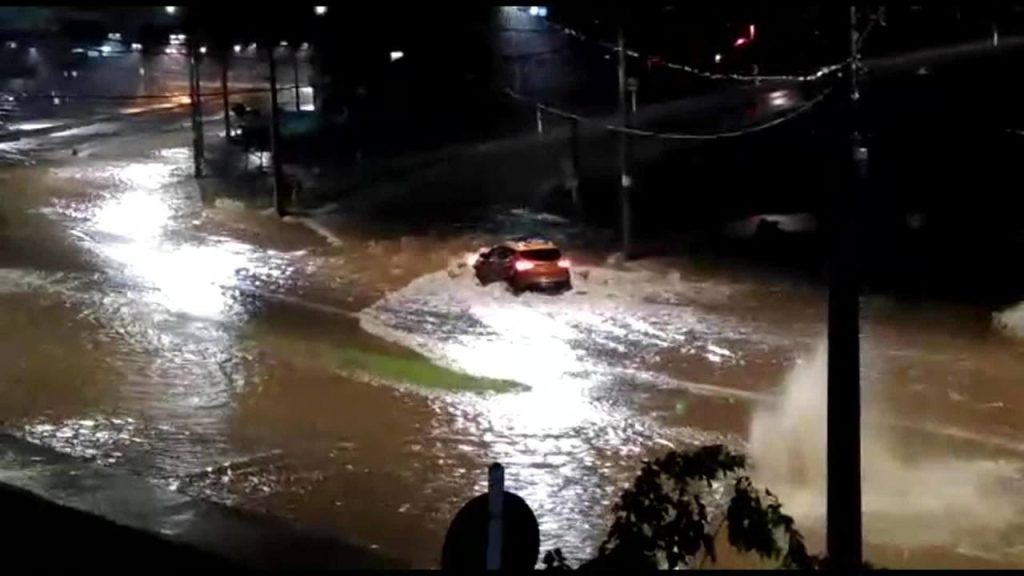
top-left (520, 248), bottom-right (561, 262)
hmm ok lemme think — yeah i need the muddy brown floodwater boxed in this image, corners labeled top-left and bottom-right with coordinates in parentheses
top-left (2, 112), bottom-right (1024, 568)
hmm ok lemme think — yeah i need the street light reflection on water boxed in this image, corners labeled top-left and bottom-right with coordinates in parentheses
top-left (19, 124), bottom-right (1024, 566)
top-left (44, 152), bottom-right (294, 440)
top-left (88, 163), bottom-right (235, 319)
top-left (80, 157), bottom-right (291, 322)
top-left (38, 147), bottom-right (652, 559)
top-left (437, 301), bottom-right (623, 549)
top-left (364, 285), bottom-right (681, 552)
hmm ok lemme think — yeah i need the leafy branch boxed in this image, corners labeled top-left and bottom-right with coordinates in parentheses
top-left (543, 445), bottom-right (843, 570)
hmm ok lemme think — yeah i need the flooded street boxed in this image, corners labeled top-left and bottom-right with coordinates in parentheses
top-left (2, 110), bottom-right (1024, 568)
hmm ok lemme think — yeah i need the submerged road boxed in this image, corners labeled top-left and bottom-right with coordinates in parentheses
top-left (1, 91), bottom-right (1024, 569)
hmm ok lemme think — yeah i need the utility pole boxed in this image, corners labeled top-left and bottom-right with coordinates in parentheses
top-left (827, 3), bottom-right (864, 570)
top-left (617, 22), bottom-right (633, 259)
top-left (189, 41), bottom-right (205, 178)
top-left (486, 463), bottom-right (505, 570)
top-left (142, 50), bottom-right (154, 95)
top-left (569, 118), bottom-right (581, 217)
top-left (293, 47), bottom-right (301, 111)
top-left (221, 51), bottom-right (231, 139)
top-left (267, 45), bottom-right (285, 217)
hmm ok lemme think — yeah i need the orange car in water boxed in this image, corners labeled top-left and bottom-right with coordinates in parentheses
top-left (472, 239), bottom-right (572, 293)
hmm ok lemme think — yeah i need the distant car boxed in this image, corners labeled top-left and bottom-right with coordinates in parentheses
top-left (745, 86), bottom-right (804, 119)
top-left (766, 89), bottom-right (795, 109)
top-left (472, 238), bottom-right (572, 293)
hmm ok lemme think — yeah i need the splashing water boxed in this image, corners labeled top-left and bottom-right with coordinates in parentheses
top-left (994, 302), bottom-right (1024, 340)
top-left (748, 339), bottom-right (1024, 559)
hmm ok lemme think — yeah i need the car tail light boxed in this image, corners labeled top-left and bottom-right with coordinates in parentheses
top-left (514, 260), bottom-right (535, 272)
top-left (557, 258), bottom-right (571, 268)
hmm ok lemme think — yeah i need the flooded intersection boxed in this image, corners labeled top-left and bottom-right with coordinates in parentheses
top-left (2, 114), bottom-right (1024, 568)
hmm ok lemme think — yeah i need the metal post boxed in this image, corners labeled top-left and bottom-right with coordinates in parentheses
top-left (267, 45), bottom-right (285, 217)
top-left (570, 118), bottom-right (581, 215)
top-left (827, 3), bottom-right (863, 570)
top-left (189, 44), bottom-right (205, 178)
top-left (309, 44), bottom-right (320, 111)
top-left (142, 51), bottom-right (154, 95)
top-left (221, 53), bottom-right (230, 139)
top-left (486, 463), bottom-right (505, 570)
top-left (617, 23), bottom-right (633, 260)
top-left (293, 48), bottom-right (301, 111)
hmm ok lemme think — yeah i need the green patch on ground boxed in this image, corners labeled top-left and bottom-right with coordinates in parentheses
top-left (243, 317), bottom-right (525, 394)
top-left (329, 347), bottom-right (525, 393)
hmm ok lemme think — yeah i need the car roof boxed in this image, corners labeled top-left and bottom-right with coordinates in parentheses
top-left (500, 237), bottom-right (559, 251)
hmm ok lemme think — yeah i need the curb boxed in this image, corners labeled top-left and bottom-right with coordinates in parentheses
top-left (0, 434), bottom-right (405, 569)
top-left (0, 103), bottom-right (192, 143)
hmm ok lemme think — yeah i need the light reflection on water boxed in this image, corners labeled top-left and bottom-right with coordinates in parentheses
top-left (74, 161), bottom-right (277, 319)
top-left (99, 239), bottom-right (258, 320)
top-left (360, 266), bottom-right (1024, 565)
top-left (35, 153), bottom-right (296, 470)
top-left (441, 301), bottom-right (624, 552)
top-left (16, 144), bottom-right (1024, 567)
top-left (360, 271), bottom-right (766, 559)
top-left (53, 157), bottom-right (293, 324)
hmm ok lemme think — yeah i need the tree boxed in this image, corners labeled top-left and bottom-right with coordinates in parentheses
top-left (540, 445), bottom-right (869, 570)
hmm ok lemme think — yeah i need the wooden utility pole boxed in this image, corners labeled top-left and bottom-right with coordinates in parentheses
top-left (267, 45), bottom-right (285, 217)
top-left (293, 48), bottom-right (302, 111)
top-left (827, 4), bottom-right (864, 570)
top-left (617, 23), bottom-right (633, 259)
top-left (189, 42), bottom-right (205, 178)
top-left (221, 52), bottom-right (231, 139)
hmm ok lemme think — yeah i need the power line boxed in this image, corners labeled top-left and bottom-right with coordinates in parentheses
top-left (503, 84), bottom-right (836, 141)
top-left (536, 12), bottom-right (881, 84)
top-left (558, 19), bottom-right (847, 83)
top-left (607, 88), bottom-right (834, 140)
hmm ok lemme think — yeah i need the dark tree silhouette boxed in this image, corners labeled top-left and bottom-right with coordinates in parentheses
top-left (542, 445), bottom-right (873, 570)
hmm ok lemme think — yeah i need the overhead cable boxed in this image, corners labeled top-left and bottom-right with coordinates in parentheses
top-left (534, 11), bottom-right (881, 84)
top-left (503, 85), bottom-right (836, 141)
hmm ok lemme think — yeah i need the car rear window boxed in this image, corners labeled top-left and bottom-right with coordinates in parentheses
top-left (520, 248), bottom-right (562, 262)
